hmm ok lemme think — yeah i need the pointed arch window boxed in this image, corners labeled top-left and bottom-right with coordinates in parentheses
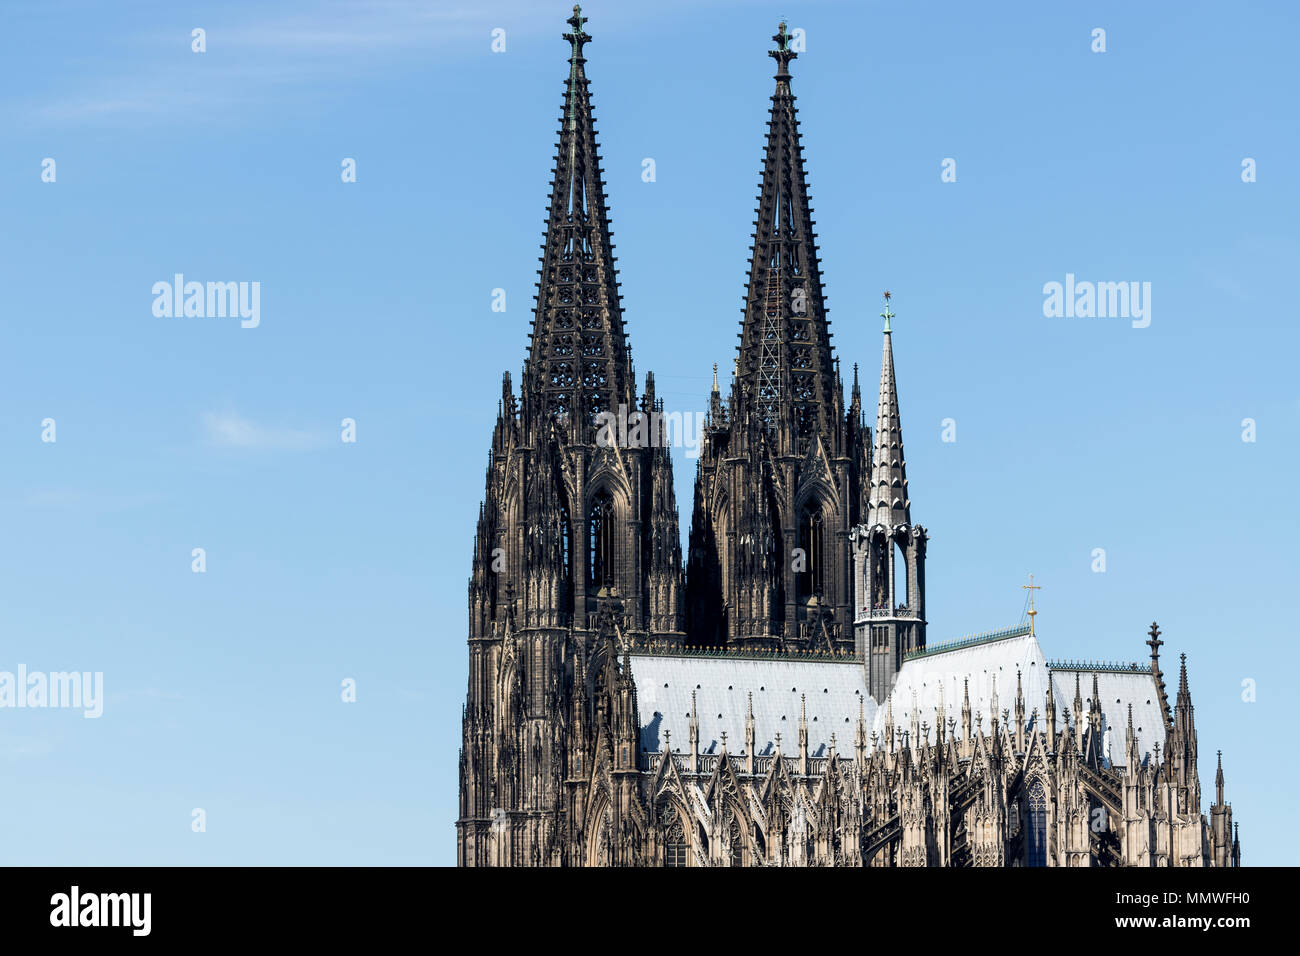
top-left (797, 502), bottom-right (824, 603)
top-left (588, 490), bottom-right (616, 590)
top-left (1026, 780), bottom-right (1048, 867)
top-left (664, 814), bottom-right (688, 868)
top-left (558, 499), bottom-right (573, 617)
top-left (729, 815), bottom-right (745, 868)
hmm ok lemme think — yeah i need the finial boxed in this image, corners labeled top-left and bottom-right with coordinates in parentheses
top-left (769, 21), bottom-right (796, 78)
top-left (567, 4), bottom-right (587, 36)
top-left (712, 362), bottom-right (719, 391)
top-left (881, 290), bottom-right (895, 333)
top-left (1023, 573), bottom-right (1041, 636)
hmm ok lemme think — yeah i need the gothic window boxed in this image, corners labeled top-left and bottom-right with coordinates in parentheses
top-left (664, 815), bottom-right (688, 868)
top-left (797, 503), bottom-right (824, 603)
top-left (1026, 780), bottom-right (1048, 867)
top-left (558, 500), bottom-right (573, 616)
top-left (766, 490), bottom-right (786, 621)
top-left (729, 816), bottom-right (745, 867)
top-left (588, 490), bottom-right (616, 590)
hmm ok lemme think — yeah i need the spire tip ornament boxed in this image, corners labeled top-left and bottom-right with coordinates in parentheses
top-left (770, 21), bottom-right (796, 77)
top-left (1023, 573), bottom-right (1041, 636)
top-left (881, 290), bottom-right (895, 333)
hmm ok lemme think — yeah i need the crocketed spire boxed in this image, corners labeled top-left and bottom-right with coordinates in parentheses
top-left (868, 293), bottom-right (910, 530)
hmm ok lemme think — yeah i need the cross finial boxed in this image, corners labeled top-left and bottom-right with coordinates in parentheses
top-left (1023, 573), bottom-right (1041, 636)
top-left (770, 21), bottom-right (796, 77)
top-left (881, 290), bottom-right (895, 333)
top-left (567, 5), bottom-right (587, 38)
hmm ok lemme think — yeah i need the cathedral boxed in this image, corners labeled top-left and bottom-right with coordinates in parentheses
top-left (457, 8), bottom-right (1242, 868)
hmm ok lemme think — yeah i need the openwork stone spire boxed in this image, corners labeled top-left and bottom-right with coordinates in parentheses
top-left (526, 4), bottom-right (632, 428)
top-left (460, 9), bottom-right (683, 869)
top-left (735, 21), bottom-right (837, 449)
top-left (868, 292), bottom-right (910, 530)
top-left (687, 23), bottom-right (867, 652)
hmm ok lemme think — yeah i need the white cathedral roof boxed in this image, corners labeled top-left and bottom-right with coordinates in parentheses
top-left (632, 628), bottom-right (1166, 768)
top-left (878, 627), bottom-right (1050, 747)
top-left (1048, 667), bottom-right (1165, 769)
top-left (629, 653), bottom-right (875, 758)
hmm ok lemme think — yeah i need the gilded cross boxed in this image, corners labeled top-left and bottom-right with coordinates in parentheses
top-left (1023, 574), bottom-right (1041, 636)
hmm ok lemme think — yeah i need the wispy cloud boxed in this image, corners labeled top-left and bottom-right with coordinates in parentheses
top-left (24, 0), bottom-right (544, 123)
top-left (202, 411), bottom-right (327, 451)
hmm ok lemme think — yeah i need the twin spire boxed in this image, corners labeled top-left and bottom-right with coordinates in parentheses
top-left (526, 5), bottom-right (632, 428)
top-left (734, 21), bottom-right (839, 448)
top-left (529, 10), bottom-right (913, 465)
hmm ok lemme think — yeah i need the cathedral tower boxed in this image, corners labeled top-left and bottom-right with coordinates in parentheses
top-left (687, 23), bottom-right (869, 651)
top-left (459, 7), bottom-right (683, 867)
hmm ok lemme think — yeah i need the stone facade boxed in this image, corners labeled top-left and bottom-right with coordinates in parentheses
top-left (455, 9), bottom-right (1241, 867)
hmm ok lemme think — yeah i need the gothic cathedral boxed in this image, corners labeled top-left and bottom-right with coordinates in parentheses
top-left (457, 8), bottom-right (1241, 868)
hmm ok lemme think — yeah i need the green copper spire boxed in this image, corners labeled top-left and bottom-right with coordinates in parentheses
top-left (881, 290), bottom-right (895, 333)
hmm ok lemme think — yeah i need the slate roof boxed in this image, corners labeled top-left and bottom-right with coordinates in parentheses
top-left (1048, 667), bottom-right (1165, 768)
top-left (632, 631), bottom-right (1166, 767)
top-left (629, 654), bottom-right (875, 758)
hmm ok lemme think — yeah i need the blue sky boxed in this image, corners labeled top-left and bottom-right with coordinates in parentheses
top-left (1, 0), bottom-right (1296, 865)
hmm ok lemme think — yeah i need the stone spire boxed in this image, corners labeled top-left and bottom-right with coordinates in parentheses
top-left (734, 21), bottom-right (837, 447)
top-left (687, 23), bottom-right (868, 653)
top-left (867, 292), bottom-right (910, 530)
top-left (525, 4), bottom-right (632, 427)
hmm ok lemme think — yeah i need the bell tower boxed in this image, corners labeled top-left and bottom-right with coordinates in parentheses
top-left (687, 22), bottom-right (870, 651)
top-left (459, 6), bottom-right (683, 868)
